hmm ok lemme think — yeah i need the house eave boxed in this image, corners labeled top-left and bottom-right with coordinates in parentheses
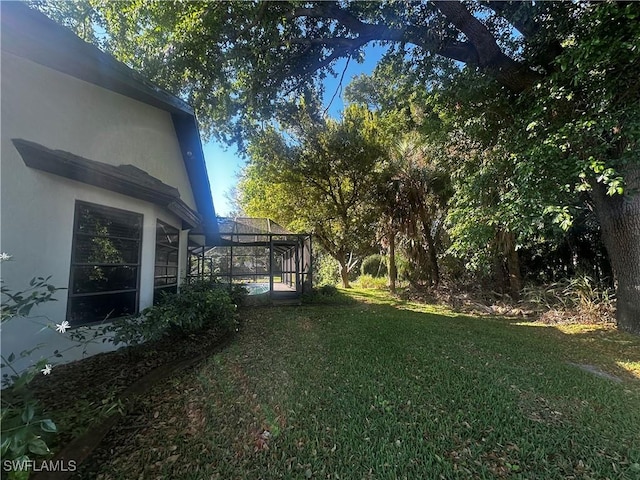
top-left (0, 3), bottom-right (193, 116)
top-left (12, 139), bottom-right (202, 229)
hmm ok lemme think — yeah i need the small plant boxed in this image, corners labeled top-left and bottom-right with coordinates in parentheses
top-left (0, 254), bottom-right (63, 479)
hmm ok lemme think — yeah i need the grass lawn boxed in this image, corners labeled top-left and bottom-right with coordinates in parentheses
top-left (81, 289), bottom-right (640, 479)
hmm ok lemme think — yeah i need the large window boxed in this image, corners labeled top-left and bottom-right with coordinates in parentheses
top-left (67, 202), bottom-right (142, 325)
top-left (154, 220), bottom-right (180, 302)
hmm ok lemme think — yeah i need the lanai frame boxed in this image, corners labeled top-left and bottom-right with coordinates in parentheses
top-left (188, 217), bottom-right (312, 300)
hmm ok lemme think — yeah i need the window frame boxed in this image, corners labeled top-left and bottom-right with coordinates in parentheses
top-left (154, 220), bottom-right (180, 302)
top-left (67, 201), bottom-right (143, 326)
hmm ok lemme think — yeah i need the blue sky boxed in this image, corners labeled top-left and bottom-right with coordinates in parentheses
top-left (205, 45), bottom-right (387, 216)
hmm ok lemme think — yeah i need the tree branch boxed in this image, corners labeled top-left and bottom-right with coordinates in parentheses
top-left (433, 0), bottom-right (542, 91)
top-left (480, 1), bottom-right (539, 39)
top-left (480, 1), bottom-right (563, 73)
top-left (323, 56), bottom-right (350, 117)
top-left (284, 1), bottom-right (541, 93)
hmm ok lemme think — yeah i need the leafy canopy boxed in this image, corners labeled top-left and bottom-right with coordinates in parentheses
top-left (240, 104), bottom-right (391, 265)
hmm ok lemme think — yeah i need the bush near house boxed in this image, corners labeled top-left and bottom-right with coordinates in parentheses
top-left (1, 257), bottom-right (66, 476)
top-left (111, 280), bottom-right (246, 346)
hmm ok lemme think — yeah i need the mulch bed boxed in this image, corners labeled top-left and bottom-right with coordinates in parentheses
top-left (20, 324), bottom-right (234, 473)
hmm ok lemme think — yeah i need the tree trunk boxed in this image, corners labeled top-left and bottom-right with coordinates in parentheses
top-left (591, 167), bottom-right (640, 334)
top-left (424, 230), bottom-right (440, 287)
top-left (504, 231), bottom-right (522, 301)
top-left (388, 228), bottom-right (397, 293)
top-left (339, 261), bottom-right (351, 289)
top-left (419, 211), bottom-right (440, 287)
top-left (493, 229), bottom-right (521, 299)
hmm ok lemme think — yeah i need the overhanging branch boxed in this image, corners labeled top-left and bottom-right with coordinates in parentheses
top-left (433, 0), bottom-right (542, 91)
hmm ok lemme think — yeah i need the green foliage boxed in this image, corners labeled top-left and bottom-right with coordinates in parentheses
top-left (1, 276), bottom-right (63, 323)
top-left (360, 254), bottom-right (387, 278)
top-left (0, 389), bottom-right (57, 451)
top-left (314, 252), bottom-right (341, 287)
top-left (385, 136), bottom-right (451, 287)
top-left (301, 285), bottom-right (355, 305)
top-left (227, 283), bottom-right (249, 307)
top-left (353, 274), bottom-right (388, 290)
top-left (111, 282), bottom-right (239, 346)
top-left (40, 1), bottom-right (640, 329)
top-left (393, 251), bottom-right (412, 282)
top-left (318, 284), bottom-right (338, 297)
top-left (523, 275), bottom-right (615, 315)
top-left (239, 104), bottom-right (391, 285)
top-left (0, 257), bottom-right (61, 473)
top-left (109, 313), bottom-right (161, 347)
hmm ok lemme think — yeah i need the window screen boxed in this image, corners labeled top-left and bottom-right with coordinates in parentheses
top-left (154, 220), bottom-right (180, 302)
top-left (67, 202), bottom-right (142, 325)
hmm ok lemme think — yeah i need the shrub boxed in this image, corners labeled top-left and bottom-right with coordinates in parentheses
top-left (314, 253), bottom-right (341, 286)
top-left (302, 286), bottom-right (355, 305)
top-left (318, 284), bottom-right (338, 296)
top-left (521, 275), bottom-right (615, 324)
top-left (361, 254), bottom-right (388, 278)
top-left (228, 283), bottom-right (249, 306)
top-left (1, 254), bottom-right (64, 474)
top-left (174, 284), bottom-right (237, 334)
top-left (186, 278), bottom-right (248, 306)
top-left (111, 281), bottom-right (240, 346)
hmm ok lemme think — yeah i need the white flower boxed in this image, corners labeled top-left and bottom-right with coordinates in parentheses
top-left (41, 364), bottom-right (52, 375)
top-left (0, 252), bottom-right (12, 261)
top-left (55, 320), bottom-right (70, 333)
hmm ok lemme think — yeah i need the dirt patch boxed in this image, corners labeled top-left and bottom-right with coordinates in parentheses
top-left (568, 362), bottom-right (623, 383)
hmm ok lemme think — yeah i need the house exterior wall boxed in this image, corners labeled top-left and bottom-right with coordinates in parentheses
top-left (1, 51), bottom-right (197, 209)
top-left (1, 52), bottom-right (199, 374)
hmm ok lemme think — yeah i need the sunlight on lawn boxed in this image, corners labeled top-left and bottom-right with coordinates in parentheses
top-left (79, 288), bottom-right (640, 479)
top-left (349, 287), bottom-right (640, 380)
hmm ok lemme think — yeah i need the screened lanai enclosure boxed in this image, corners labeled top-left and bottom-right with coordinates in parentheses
top-left (188, 217), bottom-right (312, 300)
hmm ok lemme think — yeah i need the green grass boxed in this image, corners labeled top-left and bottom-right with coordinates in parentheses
top-left (86, 288), bottom-right (640, 479)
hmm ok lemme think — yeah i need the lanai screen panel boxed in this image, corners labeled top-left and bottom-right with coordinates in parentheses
top-left (188, 217), bottom-right (311, 297)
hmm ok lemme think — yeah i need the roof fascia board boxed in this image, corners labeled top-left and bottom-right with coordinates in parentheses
top-left (172, 114), bottom-right (219, 243)
top-left (1, 3), bottom-right (219, 239)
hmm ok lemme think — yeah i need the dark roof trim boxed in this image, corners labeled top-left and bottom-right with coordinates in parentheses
top-left (1, 3), bottom-right (219, 242)
top-left (172, 114), bottom-right (219, 243)
top-left (13, 139), bottom-right (202, 229)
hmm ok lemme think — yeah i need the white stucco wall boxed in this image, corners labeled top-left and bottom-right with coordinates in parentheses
top-left (1, 51), bottom-right (196, 210)
top-left (0, 52), bottom-right (198, 376)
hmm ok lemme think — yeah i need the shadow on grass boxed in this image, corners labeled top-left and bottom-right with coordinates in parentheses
top-left (74, 287), bottom-right (640, 480)
top-left (241, 286), bottom-right (639, 383)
